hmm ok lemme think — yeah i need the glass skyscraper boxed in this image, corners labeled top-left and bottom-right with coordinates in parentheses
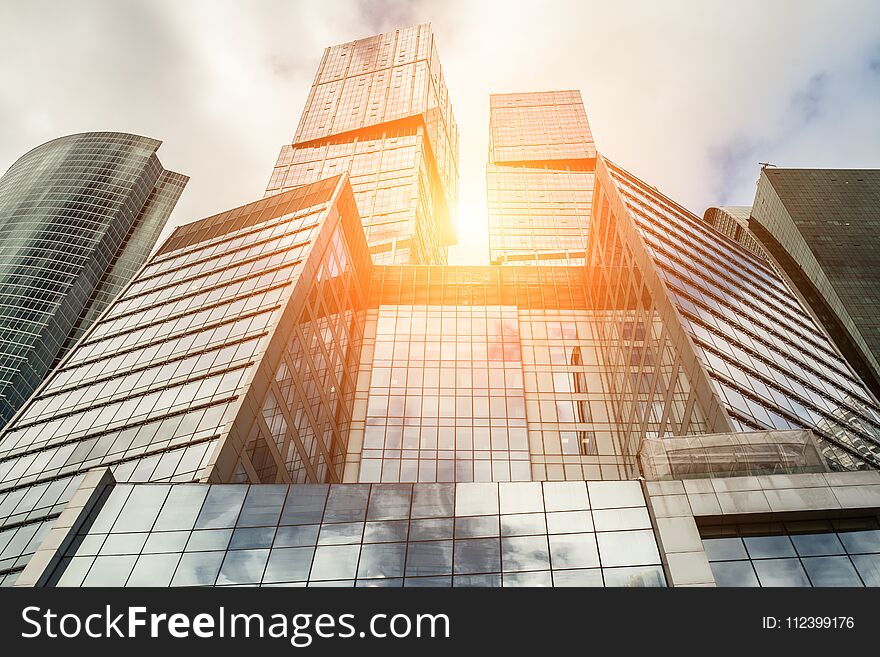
top-left (487, 91), bottom-right (596, 265)
top-left (3, 28), bottom-right (880, 589)
top-left (748, 169), bottom-right (880, 403)
top-left (265, 24), bottom-right (458, 266)
top-left (0, 132), bottom-right (187, 430)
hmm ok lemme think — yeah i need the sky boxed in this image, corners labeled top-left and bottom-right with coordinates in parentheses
top-left (1, 0), bottom-right (879, 264)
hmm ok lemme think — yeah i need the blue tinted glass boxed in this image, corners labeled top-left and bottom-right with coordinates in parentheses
top-left (802, 556), bottom-right (863, 586)
top-left (363, 520), bottom-right (409, 543)
top-left (274, 525), bottom-right (319, 548)
top-left (851, 554), bottom-right (880, 586)
top-left (839, 530), bottom-right (880, 555)
top-left (216, 549), bottom-right (270, 585)
top-left (409, 518), bottom-right (453, 541)
top-left (702, 537), bottom-right (747, 561)
top-left (367, 484), bottom-right (412, 521)
top-left (237, 485), bottom-right (288, 527)
top-left (262, 547), bottom-right (315, 583)
top-left (454, 538), bottom-right (501, 574)
top-left (280, 485), bottom-right (329, 526)
top-left (153, 485), bottom-right (208, 531)
top-left (171, 551), bottom-right (224, 586)
top-left (410, 484), bottom-right (454, 519)
top-left (709, 560), bottom-right (759, 587)
top-left (791, 533), bottom-right (845, 557)
top-left (357, 543), bottom-right (406, 579)
top-left (405, 540), bottom-right (453, 577)
top-left (230, 526), bottom-right (276, 550)
top-left (323, 485), bottom-right (370, 523)
top-left (310, 545), bottom-right (360, 580)
top-left (753, 559), bottom-right (810, 586)
top-left (744, 535), bottom-right (796, 559)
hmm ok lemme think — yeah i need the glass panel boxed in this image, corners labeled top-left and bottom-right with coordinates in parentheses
top-left (409, 518), bottom-right (453, 541)
top-left (596, 530), bottom-right (661, 567)
top-left (502, 570), bottom-right (552, 586)
top-left (744, 535), bottom-right (796, 559)
top-left (357, 543), bottom-right (406, 579)
top-left (229, 527), bottom-right (276, 550)
top-left (542, 482), bottom-right (589, 512)
top-left (317, 522), bottom-right (364, 545)
top-left (186, 529), bottom-right (232, 551)
top-left (802, 556), bottom-right (863, 586)
top-left (171, 551), bottom-right (224, 586)
top-left (280, 485), bottom-right (329, 525)
top-left (552, 568), bottom-right (603, 586)
top-left (602, 565), bottom-right (666, 587)
top-left (790, 533), bottom-right (846, 557)
top-left (323, 485), bottom-right (370, 523)
top-left (410, 484), bottom-right (454, 518)
top-left (112, 485), bottom-right (171, 533)
top-left (587, 481), bottom-right (644, 509)
top-left (153, 485), bottom-right (209, 531)
top-left (592, 507), bottom-right (651, 532)
top-left (501, 535), bottom-right (549, 572)
top-left (546, 511), bottom-right (593, 534)
top-left (238, 485), bottom-right (288, 527)
top-left (310, 545), bottom-right (360, 580)
top-left (274, 525), bottom-right (320, 548)
top-left (709, 560), bottom-right (759, 587)
top-left (549, 533), bottom-right (600, 569)
top-left (455, 483), bottom-right (499, 516)
top-left (839, 530), bottom-right (880, 554)
top-left (702, 537), bottom-right (748, 561)
top-left (405, 540), bottom-right (453, 577)
top-left (262, 547), bottom-right (315, 583)
top-left (453, 574), bottom-right (502, 587)
top-left (126, 553), bottom-right (181, 587)
top-left (216, 549), bottom-right (270, 585)
top-left (81, 555), bottom-right (137, 586)
top-left (500, 513), bottom-right (546, 537)
top-left (143, 531), bottom-right (190, 554)
top-left (194, 486), bottom-right (247, 529)
top-left (454, 538), bottom-right (501, 574)
top-left (367, 484), bottom-right (412, 521)
top-left (455, 515), bottom-right (500, 539)
top-left (851, 554), bottom-right (880, 586)
top-left (752, 559), bottom-right (811, 587)
top-left (364, 520), bottom-right (409, 543)
top-left (499, 482), bottom-right (543, 514)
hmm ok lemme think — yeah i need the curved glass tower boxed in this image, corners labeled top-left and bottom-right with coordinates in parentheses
top-left (0, 131), bottom-right (187, 429)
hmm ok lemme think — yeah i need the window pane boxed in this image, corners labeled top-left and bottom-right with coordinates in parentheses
top-left (552, 568), bottom-right (603, 587)
top-left (262, 547), bottom-right (315, 583)
top-left (112, 486), bottom-right (171, 533)
top-left (311, 545), bottom-right (360, 580)
top-left (603, 565), bottom-right (666, 587)
top-left (501, 535), bottom-right (549, 572)
top-left (238, 485), bottom-right (288, 527)
top-left (358, 543), bottom-right (406, 579)
top-left (127, 553), bottom-right (181, 587)
top-left (839, 530), bottom-right (880, 555)
top-left (702, 537), bottom-right (747, 561)
top-left (709, 560), bottom-right (759, 587)
top-left (550, 533), bottom-right (600, 569)
top-left (790, 532), bottom-right (845, 557)
top-left (411, 484), bottom-right (453, 518)
top-left (802, 556), bottom-right (863, 586)
top-left (367, 484), bottom-right (412, 521)
top-left (323, 485), bottom-right (370, 523)
top-left (851, 554), bottom-right (880, 586)
top-left (171, 551), bottom-right (224, 586)
top-left (280, 485), bottom-right (329, 525)
top-left (81, 555), bottom-right (137, 586)
top-left (405, 540), bottom-right (453, 577)
top-left (194, 486), bottom-right (247, 529)
top-left (153, 485), bottom-right (208, 531)
top-left (744, 536), bottom-right (796, 559)
top-left (454, 538), bottom-right (501, 574)
top-left (597, 530), bottom-right (660, 567)
top-left (753, 559), bottom-right (810, 586)
top-left (216, 549), bottom-right (270, 585)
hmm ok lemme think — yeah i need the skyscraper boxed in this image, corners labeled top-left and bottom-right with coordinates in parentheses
top-left (0, 132), bottom-right (187, 430)
top-left (487, 91), bottom-right (596, 265)
top-left (265, 24), bottom-right (459, 266)
top-left (701, 206), bottom-right (769, 259)
top-left (748, 169), bottom-right (880, 403)
top-left (5, 30), bottom-right (880, 589)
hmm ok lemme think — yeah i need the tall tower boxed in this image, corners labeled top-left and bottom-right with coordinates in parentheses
top-left (748, 169), bottom-right (880, 402)
top-left (0, 132), bottom-right (187, 430)
top-left (487, 90), bottom-right (596, 265)
top-left (265, 24), bottom-right (459, 265)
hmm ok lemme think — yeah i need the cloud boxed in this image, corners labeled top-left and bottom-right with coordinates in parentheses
top-left (1, 0), bottom-right (879, 265)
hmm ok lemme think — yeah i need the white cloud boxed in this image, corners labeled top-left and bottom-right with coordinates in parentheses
top-left (1, 0), bottom-right (878, 264)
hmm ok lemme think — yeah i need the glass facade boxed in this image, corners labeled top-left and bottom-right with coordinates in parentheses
top-left (701, 206), bottom-right (768, 260)
top-left (0, 175), bottom-right (371, 585)
top-left (0, 132), bottom-right (187, 430)
top-left (487, 91), bottom-right (596, 266)
top-left (750, 169), bottom-right (880, 403)
top-left (590, 157), bottom-right (880, 472)
top-left (265, 24), bottom-right (458, 265)
top-left (40, 480), bottom-right (665, 588)
top-left (703, 517), bottom-right (880, 587)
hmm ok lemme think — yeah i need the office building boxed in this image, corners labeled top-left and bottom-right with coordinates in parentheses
top-left (265, 24), bottom-right (458, 265)
top-left (0, 132), bottom-right (187, 430)
top-left (487, 91), bottom-right (596, 265)
top-left (4, 30), bottom-right (880, 588)
top-left (749, 169), bottom-right (880, 402)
